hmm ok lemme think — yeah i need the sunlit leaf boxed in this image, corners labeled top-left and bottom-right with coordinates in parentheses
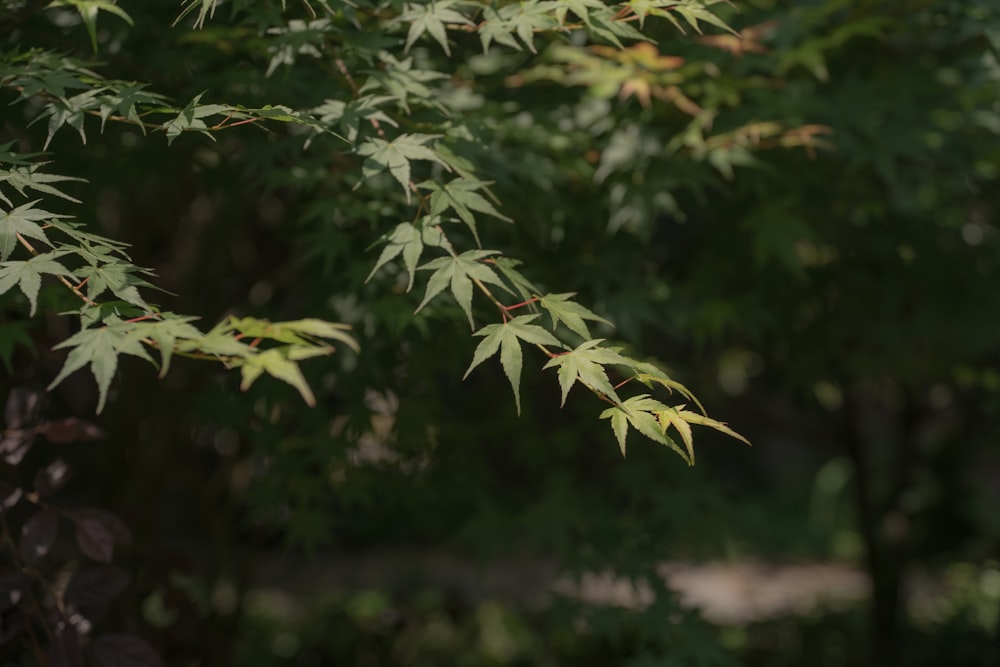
top-left (416, 249), bottom-right (507, 326)
top-left (464, 314), bottom-right (561, 413)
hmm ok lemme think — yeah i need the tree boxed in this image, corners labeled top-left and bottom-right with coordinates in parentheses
top-left (5, 0), bottom-right (998, 665)
top-left (0, 0), bottom-right (820, 662)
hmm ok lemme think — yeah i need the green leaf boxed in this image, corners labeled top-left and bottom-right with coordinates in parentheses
top-left (673, 2), bottom-right (736, 35)
top-left (415, 249), bottom-right (507, 327)
top-left (553, 0), bottom-right (605, 26)
top-left (0, 201), bottom-right (65, 261)
top-left (74, 262), bottom-right (155, 309)
top-left (177, 322), bottom-right (251, 358)
top-left (161, 93), bottom-right (228, 144)
top-left (229, 317), bottom-right (359, 353)
top-left (357, 134), bottom-right (450, 202)
top-left (588, 7), bottom-right (649, 48)
top-left (654, 405), bottom-right (695, 463)
top-left (676, 409), bottom-right (751, 447)
top-left (464, 315), bottom-right (561, 414)
top-left (312, 96), bottom-right (398, 143)
top-left (609, 406), bottom-right (628, 456)
top-left (44, 219), bottom-right (132, 259)
top-left (129, 314), bottom-right (203, 378)
top-left (0, 253), bottom-right (75, 315)
top-left (173, 0), bottom-right (221, 28)
top-left (493, 257), bottom-right (539, 303)
top-left (543, 338), bottom-right (627, 406)
top-left (539, 292), bottom-right (611, 339)
top-left (48, 322), bottom-right (155, 413)
top-left (480, 1), bottom-right (558, 54)
top-left (630, 360), bottom-right (706, 414)
top-left (478, 6), bottom-right (523, 52)
top-left (359, 54), bottom-right (448, 115)
top-left (0, 163), bottom-right (84, 207)
top-left (401, 1), bottom-right (473, 56)
top-left (239, 347), bottom-right (317, 406)
top-left (97, 82), bottom-right (166, 133)
top-left (37, 89), bottom-right (104, 149)
top-left (423, 178), bottom-right (511, 246)
top-left (366, 221), bottom-right (424, 289)
top-left (3, 52), bottom-right (98, 101)
top-left (600, 395), bottom-right (689, 462)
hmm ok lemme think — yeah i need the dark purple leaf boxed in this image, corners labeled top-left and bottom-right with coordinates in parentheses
top-left (75, 518), bottom-right (114, 563)
top-left (72, 509), bottom-right (132, 547)
top-left (92, 635), bottom-right (165, 667)
top-left (0, 572), bottom-right (30, 613)
top-left (35, 458), bottom-right (73, 497)
top-left (0, 432), bottom-right (35, 465)
top-left (0, 482), bottom-right (22, 512)
top-left (48, 621), bottom-right (83, 667)
top-left (4, 387), bottom-right (42, 430)
top-left (64, 566), bottom-right (130, 607)
top-left (19, 508), bottom-right (59, 562)
top-left (42, 418), bottom-right (105, 444)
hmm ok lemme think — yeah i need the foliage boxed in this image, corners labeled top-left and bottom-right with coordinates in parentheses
top-left (0, 0), bottom-right (805, 455)
top-left (3, 0), bottom-right (1000, 665)
top-left (0, 0), bottom-right (806, 661)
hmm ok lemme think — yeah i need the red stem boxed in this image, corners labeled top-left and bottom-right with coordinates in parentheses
top-left (502, 297), bottom-right (539, 312)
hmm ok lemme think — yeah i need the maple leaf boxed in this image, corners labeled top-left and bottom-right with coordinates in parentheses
top-left (422, 178), bottom-right (511, 246)
top-left (239, 347), bottom-right (317, 406)
top-left (538, 292), bottom-right (611, 339)
top-left (48, 321), bottom-right (155, 413)
top-left (675, 409), bottom-right (751, 447)
top-left (39, 89), bottom-right (105, 149)
top-left (493, 257), bottom-right (539, 302)
top-left (366, 219), bottom-right (445, 290)
top-left (653, 404), bottom-right (695, 462)
top-left (74, 262), bottom-right (156, 309)
top-left (628, 359), bottom-right (706, 414)
top-left (45, 220), bottom-right (132, 263)
top-left (401, 1), bottom-right (473, 56)
top-left (0, 154), bottom-right (84, 206)
top-left (0, 201), bottom-right (65, 260)
top-left (0, 252), bottom-right (75, 315)
top-left (359, 55), bottom-right (448, 115)
top-left (227, 316), bottom-right (359, 353)
top-left (553, 0), bottom-right (605, 26)
top-left (161, 93), bottom-right (229, 145)
top-left (415, 250), bottom-right (508, 327)
top-left (97, 82), bottom-right (166, 133)
top-left (478, 1), bottom-right (558, 54)
top-left (127, 314), bottom-right (203, 377)
top-left (173, 0), bottom-right (222, 28)
top-left (4, 52), bottom-right (97, 101)
top-left (357, 134), bottom-right (449, 202)
top-left (312, 96), bottom-right (398, 143)
top-left (600, 395), bottom-right (688, 461)
top-left (543, 338), bottom-right (629, 406)
top-left (588, 7), bottom-right (647, 48)
top-left (673, 0), bottom-right (737, 35)
top-left (464, 315), bottom-right (561, 414)
top-left (478, 6), bottom-right (523, 52)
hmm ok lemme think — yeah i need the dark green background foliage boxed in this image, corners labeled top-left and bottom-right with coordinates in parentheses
top-left (2, 0), bottom-right (1000, 665)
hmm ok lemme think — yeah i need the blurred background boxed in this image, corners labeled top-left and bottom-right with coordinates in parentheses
top-left (3, 0), bottom-right (1000, 665)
